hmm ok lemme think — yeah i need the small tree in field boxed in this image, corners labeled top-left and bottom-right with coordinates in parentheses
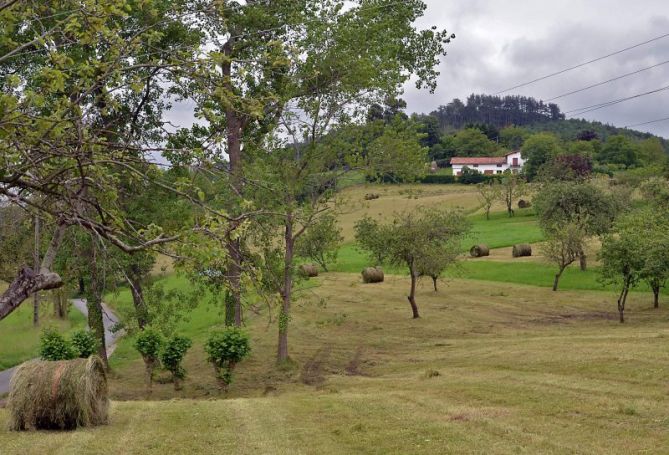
top-left (161, 336), bottom-right (192, 390)
top-left (355, 208), bottom-right (470, 318)
top-left (500, 172), bottom-right (526, 217)
top-left (541, 222), bottom-right (587, 291)
top-left (599, 208), bottom-right (665, 323)
top-left (477, 181), bottom-right (501, 220)
top-left (134, 328), bottom-right (164, 391)
top-left (295, 214), bottom-right (343, 272)
top-left (205, 328), bottom-right (251, 391)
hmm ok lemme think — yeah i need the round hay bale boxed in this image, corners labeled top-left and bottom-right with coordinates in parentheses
top-left (7, 356), bottom-right (108, 431)
top-left (362, 267), bottom-right (384, 283)
top-left (299, 264), bottom-right (319, 278)
top-left (469, 244), bottom-right (490, 258)
top-left (364, 193), bottom-right (380, 201)
top-left (512, 244), bottom-right (532, 258)
top-left (518, 199), bottom-right (532, 209)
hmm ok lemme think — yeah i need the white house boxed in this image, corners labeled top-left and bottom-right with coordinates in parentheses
top-left (450, 150), bottom-right (524, 176)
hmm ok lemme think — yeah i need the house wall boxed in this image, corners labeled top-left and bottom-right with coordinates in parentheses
top-left (452, 151), bottom-right (526, 176)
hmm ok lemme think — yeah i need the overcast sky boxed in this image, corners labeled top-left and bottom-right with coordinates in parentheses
top-left (404, 0), bottom-right (669, 137)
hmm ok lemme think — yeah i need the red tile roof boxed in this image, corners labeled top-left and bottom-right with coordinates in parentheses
top-left (450, 156), bottom-right (507, 165)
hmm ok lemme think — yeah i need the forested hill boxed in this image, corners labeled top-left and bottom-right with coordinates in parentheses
top-left (429, 94), bottom-right (665, 143)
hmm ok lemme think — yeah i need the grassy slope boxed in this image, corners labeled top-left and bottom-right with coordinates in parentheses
top-left (0, 286), bottom-right (86, 370)
top-left (2, 276), bottom-right (669, 453)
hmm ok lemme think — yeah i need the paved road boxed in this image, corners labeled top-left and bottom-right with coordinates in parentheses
top-left (0, 299), bottom-right (122, 396)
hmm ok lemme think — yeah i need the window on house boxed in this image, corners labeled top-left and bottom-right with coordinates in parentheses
top-left (473, 164), bottom-right (479, 168)
top-left (496, 164), bottom-right (502, 167)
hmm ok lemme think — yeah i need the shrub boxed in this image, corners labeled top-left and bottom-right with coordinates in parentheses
top-left (204, 328), bottom-right (251, 390)
top-left (134, 328), bottom-right (164, 389)
top-left (70, 330), bottom-right (98, 358)
top-left (418, 174), bottom-right (456, 184)
top-left (39, 328), bottom-right (77, 361)
top-left (160, 335), bottom-right (192, 390)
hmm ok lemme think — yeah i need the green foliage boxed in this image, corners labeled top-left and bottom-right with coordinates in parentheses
top-left (70, 330), bottom-right (98, 358)
top-left (160, 336), bottom-right (192, 381)
top-left (134, 328), bottom-right (164, 362)
top-left (204, 328), bottom-right (251, 387)
top-left (39, 329), bottom-right (77, 361)
top-left (499, 126), bottom-right (530, 150)
top-left (598, 135), bottom-right (639, 168)
top-left (295, 214), bottom-right (343, 272)
top-left (521, 133), bottom-right (562, 180)
top-left (452, 128), bottom-right (498, 157)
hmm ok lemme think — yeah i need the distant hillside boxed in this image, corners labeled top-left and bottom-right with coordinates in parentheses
top-left (429, 93), bottom-right (667, 147)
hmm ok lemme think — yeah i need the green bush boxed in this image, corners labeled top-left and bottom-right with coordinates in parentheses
top-left (70, 329), bottom-right (98, 358)
top-left (39, 328), bottom-right (77, 361)
top-left (134, 328), bottom-right (164, 389)
top-left (204, 328), bottom-right (251, 389)
top-left (134, 328), bottom-right (163, 361)
top-left (161, 335), bottom-right (192, 389)
top-left (418, 174), bottom-right (456, 184)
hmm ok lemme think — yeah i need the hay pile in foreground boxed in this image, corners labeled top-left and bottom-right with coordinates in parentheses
top-left (362, 267), bottom-right (384, 283)
top-left (7, 356), bottom-right (109, 431)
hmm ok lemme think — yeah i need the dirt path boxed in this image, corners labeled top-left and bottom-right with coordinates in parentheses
top-left (0, 299), bottom-right (122, 396)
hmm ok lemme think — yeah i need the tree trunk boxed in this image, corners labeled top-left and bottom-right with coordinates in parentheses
top-left (579, 250), bottom-right (587, 271)
top-left (224, 289), bottom-right (235, 326)
top-left (128, 263), bottom-right (148, 330)
top-left (432, 275), bottom-right (438, 292)
top-left (277, 214), bottom-right (294, 363)
top-left (223, 36), bottom-right (244, 328)
top-left (88, 243), bottom-right (109, 370)
top-left (33, 216), bottom-right (40, 327)
top-left (617, 277), bottom-right (631, 324)
top-left (78, 277), bottom-right (85, 296)
top-left (552, 267), bottom-right (565, 291)
top-left (407, 267), bottom-right (420, 318)
top-left (53, 288), bottom-right (67, 319)
top-left (652, 284), bottom-right (660, 309)
top-left (143, 357), bottom-right (156, 392)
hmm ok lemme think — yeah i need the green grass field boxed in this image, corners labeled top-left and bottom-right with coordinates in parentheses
top-left (0, 291), bottom-right (85, 370)
top-left (3, 183), bottom-right (668, 453)
top-left (2, 276), bottom-right (668, 454)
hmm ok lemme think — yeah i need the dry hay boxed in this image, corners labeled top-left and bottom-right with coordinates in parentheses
top-left (299, 264), bottom-right (319, 278)
top-left (7, 356), bottom-right (109, 431)
top-left (512, 244), bottom-right (532, 258)
top-left (364, 193), bottom-right (380, 201)
top-left (469, 244), bottom-right (490, 258)
top-left (362, 266), bottom-right (384, 283)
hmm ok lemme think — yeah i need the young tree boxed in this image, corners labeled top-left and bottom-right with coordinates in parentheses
top-left (541, 222), bottom-right (587, 291)
top-left (295, 214), bottom-right (343, 272)
top-left (477, 181), bottom-right (502, 220)
top-left (452, 128), bottom-right (498, 157)
top-left (534, 181), bottom-right (618, 270)
top-left (499, 172), bottom-right (527, 217)
top-left (416, 242), bottom-right (460, 292)
top-left (355, 209), bottom-right (470, 318)
top-left (598, 135), bottom-right (639, 167)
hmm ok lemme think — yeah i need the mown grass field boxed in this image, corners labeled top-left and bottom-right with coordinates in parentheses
top-left (2, 275), bottom-right (669, 454)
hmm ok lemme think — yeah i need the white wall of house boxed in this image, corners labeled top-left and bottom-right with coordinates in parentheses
top-left (452, 151), bottom-right (525, 176)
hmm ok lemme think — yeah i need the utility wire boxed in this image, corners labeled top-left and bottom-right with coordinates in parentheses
top-left (494, 32), bottom-right (669, 95)
top-left (625, 116), bottom-right (669, 128)
top-left (565, 84), bottom-right (669, 116)
top-left (545, 59), bottom-right (669, 101)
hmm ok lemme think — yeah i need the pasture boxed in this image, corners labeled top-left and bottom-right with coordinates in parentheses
top-left (2, 276), bottom-right (668, 454)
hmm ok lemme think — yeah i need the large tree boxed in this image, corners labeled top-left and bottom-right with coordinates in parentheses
top-left (0, 0), bottom-right (199, 320)
top-left (182, 0), bottom-right (454, 361)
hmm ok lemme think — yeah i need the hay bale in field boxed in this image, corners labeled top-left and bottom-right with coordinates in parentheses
top-left (299, 264), bottom-right (319, 278)
top-left (469, 244), bottom-right (490, 258)
top-left (7, 356), bottom-right (108, 431)
top-left (362, 267), bottom-right (384, 283)
top-left (518, 199), bottom-right (532, 209)
top-left (364, 193), bottom-right (380, 201)
top-left (512, 244), bottom-right (532, 258)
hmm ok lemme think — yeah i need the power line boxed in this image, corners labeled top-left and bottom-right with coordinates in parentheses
top-left (545, 59), bottom-right (669, 101)
top-left (625, 116), bottom-right (669, 128)
top-left (494, 32), bottom-right (669, 95)
top-left (565, 83), bottom-right (669, 116)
